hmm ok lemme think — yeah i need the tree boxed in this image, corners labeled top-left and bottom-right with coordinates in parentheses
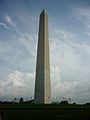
top-left (19, 97), bottom-right (23, 103)
top-left (60, 100), bottom-right (69, 104)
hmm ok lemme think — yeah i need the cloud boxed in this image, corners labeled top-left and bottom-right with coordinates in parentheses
top-left (18, 33), bottom-right (37, 51)
top-left (0, 8), bottom-right (90, 103)
top-left (8, 71), bottom-right (25, 87)
top-left (0, 22), bottom-right (10, 30)
top-left (3, 15), bottom-right (20, 34)
top-left (4, 15), bottom-right (16, 28)
top-left (74, 7), bottom-right (90, 37)
top-left (0, 70), bottom-right (35, 99)
top-left (50, 25), bottom-right (90, 103)
top-left (0, 24), bottom-right (90, 103)
top-left (52, 79), bottom-right (90, 104)
top-left (0, 71), bottom-right (25, 88)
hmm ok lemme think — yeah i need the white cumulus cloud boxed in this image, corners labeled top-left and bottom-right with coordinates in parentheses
top-left (7, 71), bottom-right (25, 87)
top-left (0, 70), bottom-right (35, 99)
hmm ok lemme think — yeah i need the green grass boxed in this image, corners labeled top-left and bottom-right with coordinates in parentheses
top-left (0, 103), bottom-right (90, 109)
top-left (3, 109), bottom-right (90, 120)
top-left (0, 104), bottom-right (90, 120)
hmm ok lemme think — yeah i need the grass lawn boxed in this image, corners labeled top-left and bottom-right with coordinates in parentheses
top-left (0, 103), bottom-right (90, 109)
top-left (0, 104), bottom-right (90, 120)
top-left (3, 109), bottom-right (90, 120)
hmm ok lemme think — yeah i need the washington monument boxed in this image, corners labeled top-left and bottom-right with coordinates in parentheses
top-left (34, 10), bottom-right (51, 104)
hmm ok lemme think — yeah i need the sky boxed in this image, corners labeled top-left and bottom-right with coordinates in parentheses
top-left (0, 0), bottom-right (90, 104)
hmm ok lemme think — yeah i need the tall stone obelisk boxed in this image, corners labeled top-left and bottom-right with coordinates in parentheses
top-left (34, 10), bottom-right (51, 104)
